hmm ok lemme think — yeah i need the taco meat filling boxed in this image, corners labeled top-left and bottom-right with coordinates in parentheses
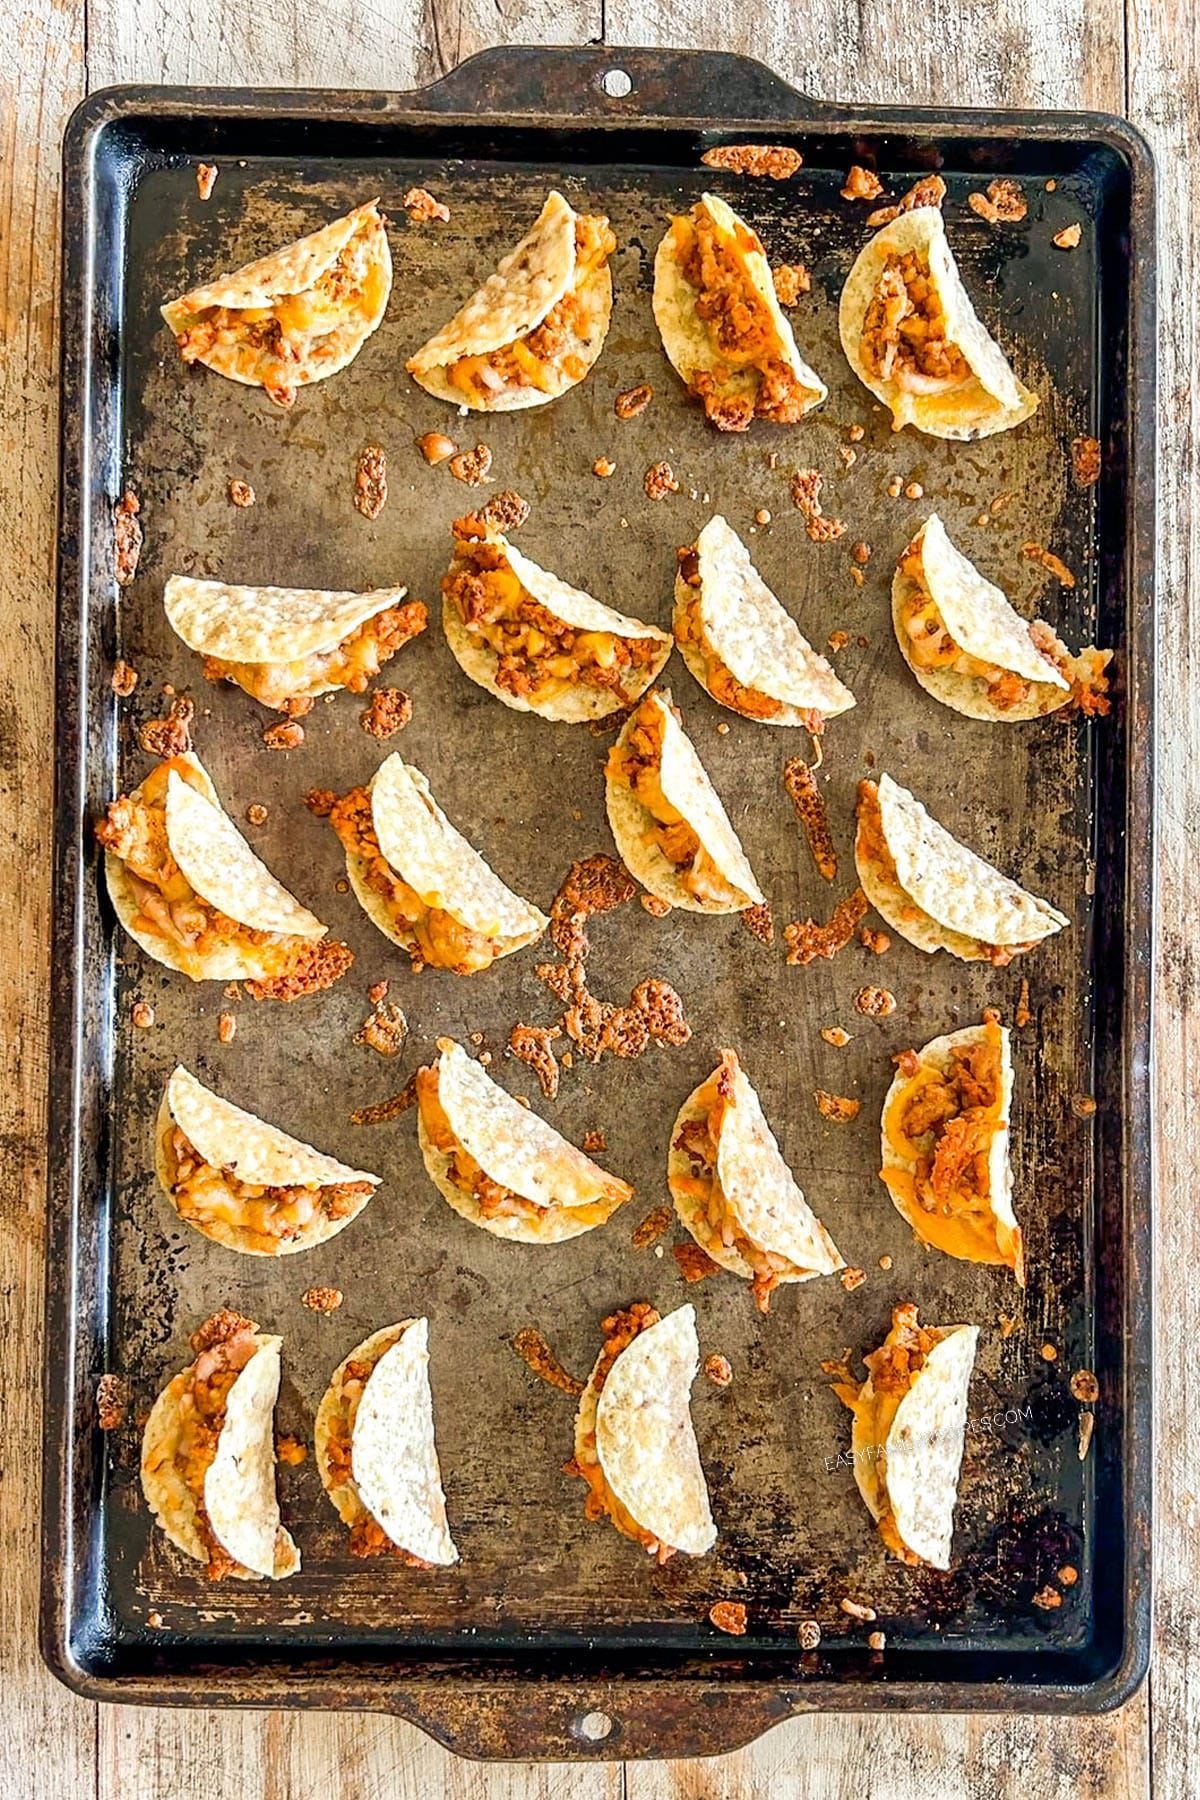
top-left (834, 1303), bottom-right (945, 1565)
top-left (321, 1348), bottom-right (436, 1563)
top-left (443, 526), bottom-right (662, 707)
top-left (95, 757), bottom-right (352, 997)
top-left (860, 252), bottom-right (971, 397)
top-left (327, 786), bottom-right (503, 974)
top-left (172, 211), bottom-right (388, 405)
top-left (442, 215), bottom-right (616, 402)
top-left (566, 1304), bottom-right (678, 1562)
top-left (670, 1056), bottom-right (804, 1312)
top-left (855, 780), bottom-right (1033, 966)
top-left (607, 698), bottom-right (747, 909)
top-left (881, 1022), bottom-right (1007, 1234)
top-left (202, 599), bottom-right (427, 714)
top-left (896, 543), bottom-right (1071, 712)
top-left (670, 205), bottom-right (813, 430)
top-left (163, 1123), bottom-right (372, 1253)
top-left (675, 547), bottom-right (825, 727)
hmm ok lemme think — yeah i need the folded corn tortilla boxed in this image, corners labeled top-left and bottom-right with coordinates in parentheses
top-left (315, 1320), bottom-right (458, 1566)
top-left (653, 192), bottom-right (826, 426)
top-left (669, 1049), bottom-right (844, 1289)
top-left (880, 1022), bottom-right (1024, 1282)
top-left (576, 1304), bottom-right (716, 1558)
top-left (154, 1065), bottom-right (379, 1256)
top-left (855, 772), bottom-right (1069, 961)
top-left (605, 690), bottom-right (764, 913)
top-left (343, 753), bottom-right (548, 962)
top-left (416, 1039), bottom-right (632, 1243)
top-left (407, 191), bottom-right (613, 411)
top-left (839, 207), bottom-right (1038, 439)
top-left (162, 201), bottom-right (391, 398)
top-left (141, 1329), bottom-right (300, 1580)
top-left (675, 515), bottom-right (856, 725)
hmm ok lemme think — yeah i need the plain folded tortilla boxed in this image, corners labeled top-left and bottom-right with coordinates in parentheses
top-left (851, 1321), bottom-right (979, 1570)
top-left (879, 1024), bottom-right (1023, 1281)
top-left (141, 1331), bottom-right (300, 1580)
top-left (343, 754), bottom-right (548, 959)
top-left (605, 691), bottom-right (764, 913)
top-left (417, 1039), bottom-right (632, 1243)
top-left (583, 1304), bottom-right (717, 1558)
top-left (161, 201), bottom-right (391, 391)
top-left (855, 772), bottom-right (1069, 959)
top-left (442, 530), bottom-right (672, 722)
top-left (407, 191), bottom-right (613, 410)
top-left (104, 753), bottom-right (329, 983)
top-left (315, 1320), bottom-right (458, 1565)
top-left (839, 207), bottom-right (1038, 439)
top-left (669, 1050), bottom-right (844, 1284)
top-left (675, 515), bottom-right (856, 724)
top-left (653, 192), bottom-right (826, 419)
top-left (165, 575), bottom-right (410, 670)
top-left (154, 1065), bottom-right (379, 1256)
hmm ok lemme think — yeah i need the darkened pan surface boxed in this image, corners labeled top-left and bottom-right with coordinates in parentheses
top-left (44, 46), bottom-right (1154, 1759)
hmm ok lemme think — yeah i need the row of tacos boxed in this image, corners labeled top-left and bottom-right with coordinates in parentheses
top-left (163, 187), bottom-right (1040, 443)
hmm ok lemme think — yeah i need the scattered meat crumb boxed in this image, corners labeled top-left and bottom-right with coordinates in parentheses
top-left (854, 985), bottom-right (896, 1017)
top-left (708, 1600), bottom-right (748, 1635)
top-left (1015, 977), bottom-right (1032, 1027)
top-left (704, 1353), bottom-right (733, 1388)
top-left (592, 456), bottom-right (616, 478)
top-left (998, 1313), bottom-right (1018, 1338)
top-left (967, 178), bottom-right (1027, 224)
top-left (509, 1023), bottom-right (562, 1100)
top-left (1022, 542), bottom-right (1077, 588)
top-left (228, 478), bottom-right (255, 507)
top-left (859, 926), bottom-right (891, 955)
top-left (1040, 1343), bottom-right (1058, 1362)
top-left (354, 445), bottom-right (388, 519)
top-left (1032, 1585), bottom-right (1063, 1610)
top-left (641, 894), bottom-right (672, 918)
top-left (783, 758), bottom-right (837, 882)
top-left (450, 444), bottom-right (493, 485)
top-left (302, 1285), bottom-right (344, 1313)
top-left (716, 721), bottom-right (730, 734)
top-left (196, 163), bottom-right (218, 200)
top-left (615, 383), bottom-right (653, 419)
top-left (218, 1012), bottom-right (236, 1044)
top-left (131, 1001), bottom-right (155, 1029)
top-left (1078, 1410), bottom-right (1095, 1459)
top-left (1071, 1094), bottom-right (1098, 1118)
top-left (147, 1611), bottom-right (166, 1630)
top-left (755, 508), bottom-right (771, 526)
top-left (468, 488), bottom-right (530, 533)
top-left (816, 1091), bottom-right (860, 1123)
top-left (418, 431), bottom-right (457, 465)
top-left (361, 687), bottom-right (412, 739)
top-left (1059, 1564), bottom-right (1079, 1587)
top-left (582, 1128), bottom-right (607, 1154)
top-left (263, 720), bottom-right (304, 751)
top-left (513, 1327), bottom-right (584, 1397)
top-left (350, 1075), bottom-right (418, 1125)
top-left (785, 889), bottom-right (868, 966)
top-left (790, 468), bottom-right (845, 540)
top-left (904, 481), bottom-right (924, 500)
top-left (1071, 436), bottom-right (1102, 487)
top-left (139, 695), bottom-right (193, 758)
top-left (840, 1266), bottom-right (867, 1291)
top-left (356, 1002), bottom-right (408, 1057)
top-left (879, 1254), bottom-right (893, 1270)
top-left (1053, 223), bottom-right (1082, 249)
top-left (369, 980), bottom-right (388, 1005)
top-left (820, 1027), bottom-right (850, 1047)
top-left (96, 1373), bottom-right (128, 1429)
top-left (741, 902), bottom-right (775, 945)
top-left (114, 490), bottom-right (143, 586)
top-left (828, 630), bottom-right (850, 652)
top-left (701, 143), bottom-right (801, 179)
top-left (224, 983), bottom-right (241, 1000)
top-left (111, 659), bottom-right (139, 697)
top-left (866, 174), bottom-right (946, 226)
top-left (842, 164), bottom-right (885, 202)
top-left (403, 185), bottom-right (450, 223)
top-left (644, 461), bottom-right (679, 500)
top-left (840, 1598), bottom-right (876, 1621)
top-left (867, 1630), bottom-right (887, 1651)
top-left (673, 1241), bottom-right (721, 1283)
top-left (773, 262), bottom-right (810, 306)
top-left (1070, 1369), bottom-right (1099, 1403)
top-left (798, 1620), bottom-right (821, 1649)
top-left (886, 474), bottom-right (904, 499)
top-left (839, 445), bottom-right (857, 467)
top-left (276, 1435), bottom-right (307, 1466)
top-left (632, 1204), bottom-right (672, 1248)
top-left (304, 787), bottom-right (338, 818)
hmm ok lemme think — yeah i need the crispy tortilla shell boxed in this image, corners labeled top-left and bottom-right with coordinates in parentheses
top-left (165, 575), bottom-right (410, 669)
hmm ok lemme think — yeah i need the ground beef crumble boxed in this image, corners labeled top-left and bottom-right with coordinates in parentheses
top-left (701, 144), bottom-right (802, 179)
top-left (785, 888), bottom-right (868, 966)
top-left (1071, 436), bottom-right (1102, 486)
top-left (403, 185), bottom-right (450, 223)
top-left (673, 1241), bottom-right (721, 1283)
top-left (350, 1075), bottom-right (418, 1126)
top-left (704, 1354), bottom-right (733, 1387)
top-left (449, 444), bottom-right (493, 485)
top-left (355, 1001), bottom-right (407, 1056)
top-left (138, 695), bottom-right (193, 757)
top-left (509, 1023), bottom-right (562, 1100)
top-left (709, 1600), bottom-right (748, 1634)
top-left (112, 659), bottom-right (139, 697)
top-left (790, 468), bottom-right (846, 541)
top-left (631, 1204), bottom-right (672, 1248)
top-left (741, 901), bottom-right (775, 945)
top-left (854, 984), bottom-right (897, 1017)
top-left (773, 262), bottom-right (810, 306)
top-left (644, 461), bottom-right (679, 500)
top-left (842, 164), bottom-right (885, 201)
top-left (418, 431), bottom-right (457, 465)
top-left (968, 178), bottom-right (1027, 223)
top-left (360, 687), bottom-right (412, 739)
top-left (866, 173), bottom-right (947, 227)
top-left (228, 478), bottom-right (255, 507)
top-left (615, 383), bottom-right (653, 419)
top-left (196, 163), bottom-right (218, 200)
top-left (114, 489), bottom-right (143, 586)
top-left (96, 1373), bottom-right (128, 1429)
top-left (245, 938), bottom-right (354, 1003)
top-left (354, 445), bottom-right (388, 519)
top-left (1022, 542), bottom-right (1076, 588)
top-left (302, 1285), bottom-right (343, 1312)
top-left (263, 720), bottom-right (305, 750)
top-left (513, 1327), bottom-right (584, 1397)
top-left (783, 758), bottom-right (837, 880)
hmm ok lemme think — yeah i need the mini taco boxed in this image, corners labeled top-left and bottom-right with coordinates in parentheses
top-left (165, 576), bottom-right (427, 715)
top-left (606, 690), bottom-right (764, 913)
top-left (675, 516), bottom-right (856, 727)
top-left (315, 1319), bottom-right (458, 1565)
top-left (893, 515), bottom-right (1110, 720)
top-left (407, 192), bottom-right (615, 410)
top-left (96, 752), bottom-right (352, 996)
top-left (415, 1038), bottom-right (632, 1242)
top-left (326, 753), bottom-right (547, 973)
top-left (855, 773), bottom-right (1068, 964)
top-left (568, 1302), bottom-right (716, 1562)
top-left (441, 518), bottom-right (672, 721)
top-left (141, 1310), bottom-right (300, 1580)
top-left (155, 1066), bottom-right (380, 1256)
top-left (162, 201), bottom-right (391, 406)
top-left (839, 207), bottom-right (1037, 438)
top-left (834, 1304), bottom-right (979, 1569)
top-left (881, 1020), bottom-right (1024, 1282)
top-left (669, 1049), bottom-right (844, 1312)
top-left (653, 193), bottom-right (826, 429)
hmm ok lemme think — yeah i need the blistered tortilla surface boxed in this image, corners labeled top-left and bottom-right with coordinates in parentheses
top-left (165, 576), bottom-right (410, 664)
top-left (165, 769), bottom-right (326, 938)
top-left (165, 1065), bottom-right (378, 1189)
top-left (883, 1325), bottom-right (979, 1569)
top-left (349, 1319), bottom-right (459, 1565)
top-left (203, 1337), bottom-right (300, 1579)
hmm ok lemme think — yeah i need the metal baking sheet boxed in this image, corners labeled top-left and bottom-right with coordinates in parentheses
top-left (43, 47), bottom-right (1154, 1759)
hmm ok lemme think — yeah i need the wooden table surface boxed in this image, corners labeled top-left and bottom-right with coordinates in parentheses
top-left (2, 0), bottom-right (1192, 1793)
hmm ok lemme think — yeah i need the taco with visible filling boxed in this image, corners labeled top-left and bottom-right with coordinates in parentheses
top-left (315, 1320), bottom-right (458, 1565)
top-left (653, 193), bottom-right (826, 430)
top-left (834, 1304), bottom-right (979, 1569)
top-left (669, 1049), bottom-right (845, 1313)
top-left (855, 773), bottom-right (1068, 964)
top-left (165, 576), bottom-right (427, 716)
top-left (415, 1039), bottom-right (632, 1242)
top-left (407, 192), bottom-right (615, 410)
top-left (606, 690), bottom-right (764, 913)
top-left (881, 1020), bottom-right (1024, 1282)
top-left (155, 1066), bottom-right (380, 1256)
top-left (893, 515), bottom-right (1111, 720)
top-left (96, 752), bottom-right (352, 995)
top-left (326, 753), bottom-right (547, 973)
top-left (568, 1302), bottom-right (717, 1562)
top-left (141, 1309), bottom-right (300, 1580)
top-left (441, 516), bottom-right (672, 721)
top-left (839, 207), bottom-right (1037, 438)
top-left (675, 515), bottom-right (856, 728)
top-left (162, 201), bottom-right (391, 407)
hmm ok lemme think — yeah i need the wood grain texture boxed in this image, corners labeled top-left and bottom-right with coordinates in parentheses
top-left (3, 0), bottom-right (1187, 1792)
